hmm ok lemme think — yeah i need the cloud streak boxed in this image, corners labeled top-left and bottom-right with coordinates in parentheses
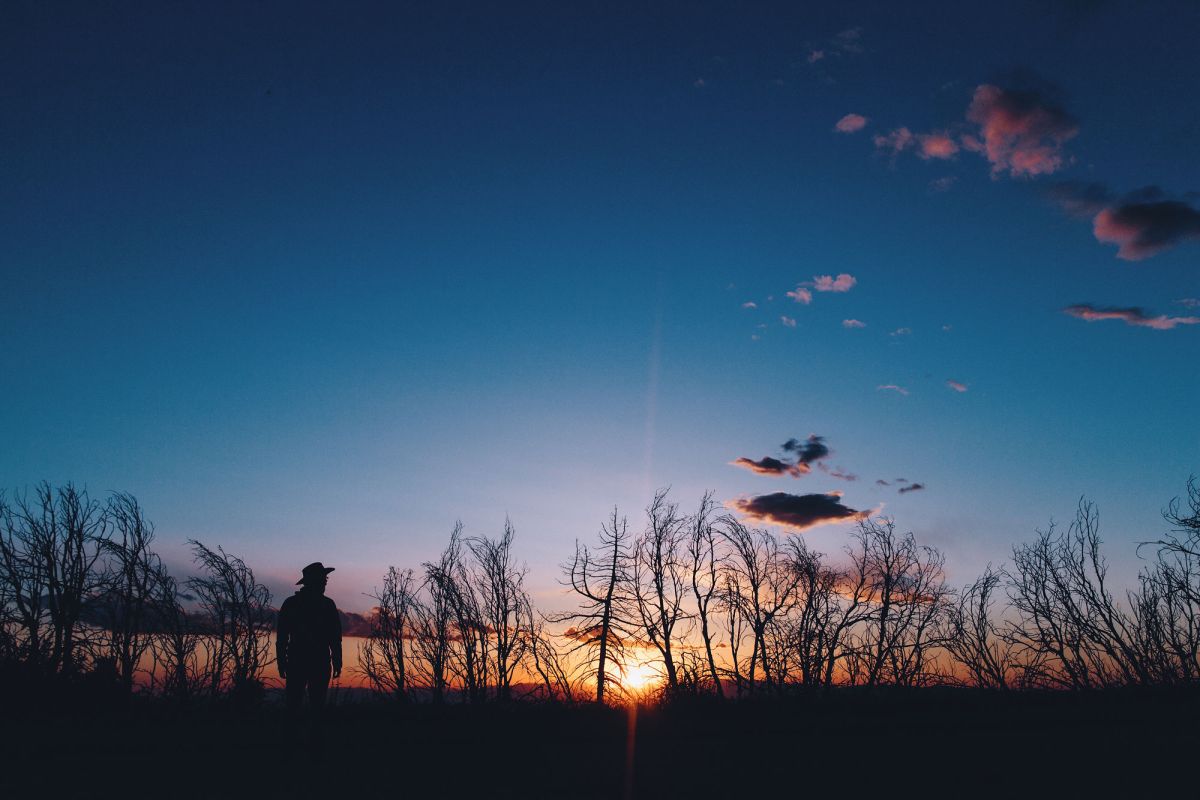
top-left (1063, 304), bottom-right (1200, 330)
top-left (946, 380), bottom-right (968, 392)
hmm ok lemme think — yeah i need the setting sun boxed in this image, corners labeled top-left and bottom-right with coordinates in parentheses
top-left (621, 662), bottom-right (662, 694)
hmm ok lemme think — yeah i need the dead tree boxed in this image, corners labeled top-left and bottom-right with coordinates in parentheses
top-left (94, 493), bottom-right (162, 692)
top-left (186, 540), bottom-right (273, 698)
top-left (0, 483), bottom-right (110, 675)
top-left (467, 520), bottom-right (530, 701)
top-left (552, 506), bottom-right (634, 703)
top-left (360, 566), bottom-right (417, 701)
top-left (629, 489), bottom-right (689, 693)
top-left (686, 492), bottom-right (725, 697)
top-left (942, 565), bottom-right (1017, 689)
top-left (148, 570), bottom-right (203, 702)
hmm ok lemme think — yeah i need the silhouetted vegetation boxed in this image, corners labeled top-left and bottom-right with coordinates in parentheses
top-left (2, 478), bottom-right (1200, 705)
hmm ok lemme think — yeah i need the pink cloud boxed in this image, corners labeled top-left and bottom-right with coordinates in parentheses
top-left (876, 384), bottom-right (909, 396)
top-left (873, 127), bottom-right (914, 156)
top-left (1063, 304), bottom-right (1200, 330)
top-left (946, 380), bottom-right (968, 393)
top-left (812, 273), bottom-right (857, 292)
top-left (965, 84), bottom-right (1078, 178)
top-left (787, 287), bottom-right (813, 305)
top-left (781, 315), bottom-right (797, 328)
top-left (835, 113), bottom-right (868, 134)
top-left (842, 319), bottom-right (866, 329)
top-left (917, 132), bottom-right (959, 160)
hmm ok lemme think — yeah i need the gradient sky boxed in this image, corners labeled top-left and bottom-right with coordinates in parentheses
top-left (3, 1), bottom-right (1198, 611)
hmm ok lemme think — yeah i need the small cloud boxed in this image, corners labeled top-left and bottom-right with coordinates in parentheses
top-left (811, 273), bottom-right (857, 293)
top-left (889, 327), bottom-right (912, 337)
top-left (965, 84), bottom-right (1078, 178)
top-left (750, 334), bottom-right (761, 341)
top-left (732, 435), bottom-right (831, 479)
top-left (842, 319), bottom-right (867, 329)
top-left (732, 456), bottom-right (801, 477)
top-left (929, 176), bottom-right (958, 193)
top-left (787, 287), bottom-right (813, 305)
top-left (818, 463), bottom-right (858, 482)
top-left (1179, 298), bottom-right (1200, 308)
top-left (781, 435), bottom-right (830, 466)
top-left (941, 324), bottom-right (953, 332)
top-left (946, 380), bottom-right (968, 392)
top-left (835, 113), bottom-right (868, 134)
top-left (693, 78), bottom-right (706, 89)
top-left (1063, 304), bottom-right (1200, 330)
top-left (781, 315), bottom-right (797, 328)
top-left (807, 49), bottom-right (826, 64)
top-left (917, 132), bottom-right (959, 160)
top-left (729, 491), bottom-right (869, 532)
top-left (741, 301), bottom-right (757, 309)
top-left (874, 127), bottom-right (915, 157)
top-left (898, 483), bottom-right (926, 494)
top-left (833, 27), bottom-right (864, 55)
top-left (876, 384), bottom-right (909, 396)
top-left (875, 479), bottom-right (891, 487)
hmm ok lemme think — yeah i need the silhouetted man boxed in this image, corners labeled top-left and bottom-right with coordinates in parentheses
top-left (277, 562), bottom-right (342, 711)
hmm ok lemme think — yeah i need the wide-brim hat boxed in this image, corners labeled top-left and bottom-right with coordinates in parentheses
top-left (297, 562), bottom-right (335, 584)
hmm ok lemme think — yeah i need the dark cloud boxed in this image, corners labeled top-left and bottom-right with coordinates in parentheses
top-left (730, 492), bottom-right (869, 531)
top-left (1049, 183), bottom-right (1200, 260)
top-left (898, 483), bottom-right (926, 494)
top-left (875, 479), bottom-right (891, 486)
top-left (731, 456), bottom-right (800, 477)
top-left (781, 435), bottom-right (830, 465)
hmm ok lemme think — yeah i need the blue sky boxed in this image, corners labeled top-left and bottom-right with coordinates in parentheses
top-left (2, 1), bottom-right (1197, 609)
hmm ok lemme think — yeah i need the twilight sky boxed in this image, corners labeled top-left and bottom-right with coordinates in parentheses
top-left (2, 1), bottom-right (1197, 612)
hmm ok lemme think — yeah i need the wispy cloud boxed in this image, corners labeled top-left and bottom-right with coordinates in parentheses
top-left (876, 479), bottom-right (891, 486)
top-left (1179, 298), bottom-right (1200, 308)
top-left (835, 113), bottom-right (868, 134)
top-left (876, 384), bottom-right (909, 396)
top-left (946, 380), bottom-right (969, 392)
top-left (965, 84), bottom-right (1078, 178)
top-left (781, 315), bottom-right (797, 328)
top-left (1063, 304), bottom-right (1200, 330)
top-left (729, 492), bottom-right (870, 532)
top-left (898, 483), bottom-right (926, 494)
top-left (843, 319), bottom-right (867, 329)
top-left (889, 327), bottom-right (912, 337)
top-left (741, 301), bottom-right (757, 309)
top-left (786, 287), bottom-right (813, 305)
top-left (929, 176), bottom-right (958, 193)
top-left (874, 127), bottom-right (914, 158)
top-left (731, 456), bottom-right (801, 477)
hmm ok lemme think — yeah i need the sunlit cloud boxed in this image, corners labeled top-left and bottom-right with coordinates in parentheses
top-left (812, 273), bottom-right (857, 292)
top-left (1063, 304), bottom-right (1200, 330)
top-left (877, 384), bottom-right (909, 396)
top-left (732, 435), bottom-right (831, 479)
top-left (787, 287), bottom-right (813, 304)
top-left (917, 132), bottom-right (959, 160)
top-left (843, 319), bottom-right (866, 329)
top-left (729, 491), bottom-right (870, 532)
top-left (965, 84), bottom-right (1078, 178)
top-left (946, 380), bottom-right (968, 392)
top-left (874, 127), bottom-right (914, 157)
top-left (731, 456), bottom-right (803, 477)
top-left (835, 113), bottom-right (868, 133)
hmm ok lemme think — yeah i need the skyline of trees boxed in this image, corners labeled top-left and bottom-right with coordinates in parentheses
top-left (2, 478), bottom-right (1199, 704)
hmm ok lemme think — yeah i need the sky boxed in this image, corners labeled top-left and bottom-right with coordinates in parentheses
top-left (2, 1), bottom-right (1197, 612)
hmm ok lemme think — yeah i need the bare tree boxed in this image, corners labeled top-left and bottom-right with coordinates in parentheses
top-left (686, 492), bottom-right (725, 697)
top-left (186, 540), bottom-right (273, 699)
top-left (943, 565), bottom-right (1017, 689)
top-left (552, 506), bottom-right (634, 703)
top-left (629, 489), bottom-right (689, 693)
top-left (148, 570), bottom-right (203, 702)
top-left (360, 566), bottom-right (418, 700)
top-left (468, 520), bottom-right (530, 701)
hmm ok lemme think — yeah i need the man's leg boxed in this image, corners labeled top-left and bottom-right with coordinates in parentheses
top-left (307, 665), bottom-right (331, 710)
top-left (285, 670), bottom-right (307, 711)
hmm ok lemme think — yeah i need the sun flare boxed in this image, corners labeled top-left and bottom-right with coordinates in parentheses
top-left (621, 662), bottom-right (661, 693)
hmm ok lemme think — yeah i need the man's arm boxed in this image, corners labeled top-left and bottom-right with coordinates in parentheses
top-left (276, 601), bottom-right (290, 678)
top-left (330, 601), bottom-right (343, 678)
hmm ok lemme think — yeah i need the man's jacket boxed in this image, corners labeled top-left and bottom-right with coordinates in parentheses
top-left (276, 589), bottom-right (342, 674)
